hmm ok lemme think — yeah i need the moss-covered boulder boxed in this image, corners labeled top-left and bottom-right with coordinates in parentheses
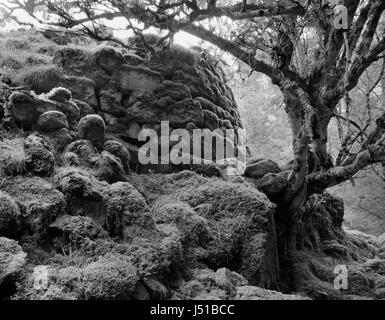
top-left (80, 253), bottom-right (139, 299)
top-left (23, 134), bottom-right (55, 177)
top-left (0, 176), bottom-right (66, 235)
top-left (37, 110), bottom-right (69, 132)
top-left (175, 178), bottom-right (278, 288)
top-left (104, 182), bottom-right (153, 238)
top-left (0, 191), bottom-right (21, 239)
top-left (77, 114), bottom-right (106, 150)
top-left (65, 140), bottom-right (97, 167)
top-left (54, 167), bottom-right (107, 223)
top-left (153, 197), bottom-right (210, 247)
top-left (103, 140), bottom-right (131, 172)
top-left (245, 159), bottom-right (281, 180)
top-left (0, 237), bottom-right (26, 296)
top-left (92, 151), bottom-right (125, 184)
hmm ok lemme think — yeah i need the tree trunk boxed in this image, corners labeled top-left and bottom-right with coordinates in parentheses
top-left (279, 86), bottom-right (312, 251)
top-left (382, 68), bottom-right (385, 176)
top-left (279, 84), bottom-right (335, 251)
top-left (311, 108), bottom-right (334, 171)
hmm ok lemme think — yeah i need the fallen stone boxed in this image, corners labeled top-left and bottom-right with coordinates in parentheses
top-left (37, 110), bottom-right (69, 132)
top-left (44, 87), bottom-right (72, 103)
top-left (78, 114), bottom-right (106, 150)
top-left (244, 159), bottom-right (281, 180)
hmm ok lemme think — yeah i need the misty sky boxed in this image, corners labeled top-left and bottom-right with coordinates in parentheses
top-left (0, 1), bottom-right (201, 48)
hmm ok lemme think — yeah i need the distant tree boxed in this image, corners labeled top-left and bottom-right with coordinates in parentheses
top-left (228, 68), bottom-right (292, 164)
top-left (2, 0), bottom-right (385, 249)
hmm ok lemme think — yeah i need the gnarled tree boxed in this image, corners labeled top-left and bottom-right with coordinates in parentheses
top-left (2, 0), bottom-right (385, 249)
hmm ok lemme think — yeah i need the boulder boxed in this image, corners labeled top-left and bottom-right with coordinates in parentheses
top-left (44, 87), bottom-right (72, 103)
top-left (132, 281), bottom-right (150, 300)
top-left (0, 176), bottom-right (66, 235)
top-left (153, 198), bottom-right (210, 246)
top-left (53, 46), bottom-right (110, 89)
top-left (78, 115), bottom-right (106, 150)
top-left (172, 69), bottom-right (214, 100)
top-left (5, 90), bottom-right (81, 130)
top-left (142, 277), bottom-right (169, 299)
top-left (38, 96), bottom-right (81, 128)
top-left (203, 110), bottom-right (220, 131)
top-left (63, 152), bottom-right (80, 167)
top-left (177, 268), bottom-right (248, 299)
top-left (39, 251), bottom-right (141, 300)
top-left (59, 76), bottom-right (98, 109)
top-left (244, 159), bottom-right (281, 180)
top-left (214, 268), bottom-right (249, 292)
top-left (80, 253), bottom-right (139, 300)
top-left (104, 182), bottom-right (153, 238)
top-left (0, 192), bottom-right (21, 238)
top-left (0, 237), bottom-right (26, 294)
top-left (99, 89), bottom-right (126, 116)
top-left (65, 140), bottom-right (97, 166)
top-left (126, 102), bottom-right (160, 124)
top-left (92, 151), bottom-right (125, 184)
top-left (23, 134), bottom-right (55, 177)
top-left (103, 140), bottom-right (131, 172)
top-left (154, 80), bottom-right (192, 100)
top-left (168, 98), bottom-right (204, 128)
top-left (5, 91), bottom-right (39, 127)
top-left (219, 119), bottom-right (233, 129)
top-left (37, 111), bottom-right (69, 132)
top-left (123, 88), bottom-right (154, 109)
top-left (95, 47), bottom-right (124, 75)
top-left (178, 162), bottom-right (222, 178)
top-left (73, 99), bottom-right (95, 117)
top-left (112, 65), bottom-right (163, 94)
top-left (174, 176), bottom-right (278, 288)
top-left (54, 168), bottom-right (107, 223)
top-left (216, 158), bottom-right (246, 178)
top-left (45, 127), bottom-right (73, 152)
top-left (195, 96), bottom-right (218, 114)
top-left (255, 173), bottom-right (288, 197)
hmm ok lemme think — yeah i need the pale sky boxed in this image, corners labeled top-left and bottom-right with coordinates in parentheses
top-left (0, 5), bottom-right (202, 48)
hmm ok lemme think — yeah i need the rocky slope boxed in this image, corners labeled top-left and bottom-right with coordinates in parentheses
top-left (1, 30), bottom-right (385, 300)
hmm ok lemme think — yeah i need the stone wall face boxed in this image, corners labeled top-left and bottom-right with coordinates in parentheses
top-left (1, 38), bottom-right (244, 173)
top-left (51, 42), bottom-right (243, 159)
